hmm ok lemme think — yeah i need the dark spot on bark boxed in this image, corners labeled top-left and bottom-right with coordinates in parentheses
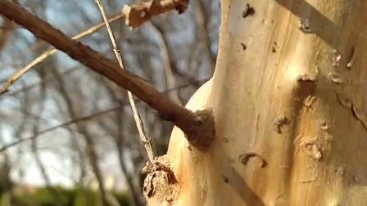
top-left (295, 74), bottom-right (317, 101)
top-left (296, 74), bottom-right (316, 101)
top-left (272, 46), bottom-right (276, 53)
top-left (242, 3), bottom-right (255, 18)
top-left (272, 42), bottom-right (278, 53)
top-left (320, 121), bottom-right (328, 130)
top-left (298, 18), bottom-right (312, 33)
top-left (294, 73), bottom-right (317, 107)
top-left (241, 43), bottom-right (247, 50)
top-left (239, 153), bottom-right (267, 168)
top-left (222, 175), bottom-right (229, 183)
top-left (274, 116), bottom-right (290, 134)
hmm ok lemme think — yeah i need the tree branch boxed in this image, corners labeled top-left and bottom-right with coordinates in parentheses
top-left (122, 0), bottom-right (189, 28)
top-left (0, 0), bottom-right (215, 150)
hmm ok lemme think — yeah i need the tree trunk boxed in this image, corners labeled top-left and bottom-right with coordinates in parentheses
top-left (151, 0), bottom-right (367, 205)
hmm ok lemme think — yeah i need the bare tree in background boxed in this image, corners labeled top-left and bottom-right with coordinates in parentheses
top-left (0, 0), bottom-right (219, 205)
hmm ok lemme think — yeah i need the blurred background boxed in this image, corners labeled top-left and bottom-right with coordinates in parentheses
top-left (0, 0), bottom-right (220, 205)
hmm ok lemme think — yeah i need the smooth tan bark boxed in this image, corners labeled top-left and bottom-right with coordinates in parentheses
top-left (157, 0), bottom-right (367, 205)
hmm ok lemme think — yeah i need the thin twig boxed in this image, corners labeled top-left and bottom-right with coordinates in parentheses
top-left (0, 13), bottom-right (124, 95)
top-left (148, 22), bottom-right (182, 105)
top-left (193, 0), bottom-right (216, 70)
top-left (95, 0), bottom-right (155, 162)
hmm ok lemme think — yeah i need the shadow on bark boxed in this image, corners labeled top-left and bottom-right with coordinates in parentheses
top-left (221, 150), bottom-right (265, 206)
